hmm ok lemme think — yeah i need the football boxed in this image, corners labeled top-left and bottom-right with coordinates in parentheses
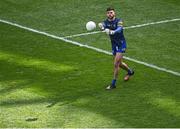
top-left (86, 21), bottom-right (96, 31)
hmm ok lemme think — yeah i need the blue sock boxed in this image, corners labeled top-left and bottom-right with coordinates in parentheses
top-left (111, 79), bottom-right (116, 86)
top-left (128, 69), bottom-right (132, 74)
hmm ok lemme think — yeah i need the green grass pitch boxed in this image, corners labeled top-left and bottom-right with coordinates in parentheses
top-left (0, 0), bottom-right (180, 128)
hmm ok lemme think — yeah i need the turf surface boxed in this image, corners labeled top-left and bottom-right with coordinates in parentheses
top-left (0, 0), bottom-right (180, 128)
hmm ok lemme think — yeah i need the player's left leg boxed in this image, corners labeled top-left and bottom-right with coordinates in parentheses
top-left (119, 62), bottom-right (130, 71)
top-left (118, 40), bottom-right (134, 81)
top-left (120, 62), bottom-right (134, 81)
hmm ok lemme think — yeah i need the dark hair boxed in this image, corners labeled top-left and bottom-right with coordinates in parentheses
top-left (106, 7), bottom-right (115, 11)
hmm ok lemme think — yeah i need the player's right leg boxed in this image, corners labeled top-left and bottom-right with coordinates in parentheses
top-left (106, 52), bottom-right (122, 90)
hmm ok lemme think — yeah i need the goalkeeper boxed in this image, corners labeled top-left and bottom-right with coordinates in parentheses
top-left (98, 7), bottom-right (134, 90)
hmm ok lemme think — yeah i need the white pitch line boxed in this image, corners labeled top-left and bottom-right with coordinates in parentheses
top-left (64, 31), bottom-right (102, 39)
top-left (0, 19), bottom-right (180, 76)
top-left (63, 18), bottom-right (180, 39)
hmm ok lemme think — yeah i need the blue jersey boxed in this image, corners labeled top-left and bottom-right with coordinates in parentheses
top-left (103, 18), bottom-right (127, 55)
top-left (103, 18), bottom-right (126, 43)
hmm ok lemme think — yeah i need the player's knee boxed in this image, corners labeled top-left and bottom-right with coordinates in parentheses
top-left (114, 62), bottom-right (120, 68)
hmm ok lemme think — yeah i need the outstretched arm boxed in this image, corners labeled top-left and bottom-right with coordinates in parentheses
top-left (110, 21), bottom-right (123, 35)
top-left (114, 26), bottom-right (123, 33)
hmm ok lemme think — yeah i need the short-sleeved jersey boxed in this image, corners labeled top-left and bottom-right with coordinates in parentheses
top-left (103, 18), bottom-right (126, 44)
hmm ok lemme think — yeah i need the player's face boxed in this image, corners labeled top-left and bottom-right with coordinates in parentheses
top-left (107, 10), bottom-right (115, 20)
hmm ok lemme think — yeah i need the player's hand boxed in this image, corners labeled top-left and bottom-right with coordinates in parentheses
top-left (109, 30), bottom-right (115, 35)
top-left (105, 29), bottom-right (115, 35)
top-left (98, 23), bottom-right (104, 30)
top-left (105, 29), bottom-right (110, 35)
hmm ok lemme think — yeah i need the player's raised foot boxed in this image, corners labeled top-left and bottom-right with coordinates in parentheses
top-left (124, 70), bottom-right (134, 81)
top-left (106, 85), bottom-right (116, 90)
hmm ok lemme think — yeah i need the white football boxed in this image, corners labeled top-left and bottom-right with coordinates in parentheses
top-left (86, 21), bottom-right (96, 31)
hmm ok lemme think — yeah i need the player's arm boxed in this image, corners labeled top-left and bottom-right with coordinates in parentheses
top-left (115, 20), bottom-right (123, 33)
top-left (109, 20), bottom-right (123, 35)
top-left (98, 21), bottom-right (113, 35)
